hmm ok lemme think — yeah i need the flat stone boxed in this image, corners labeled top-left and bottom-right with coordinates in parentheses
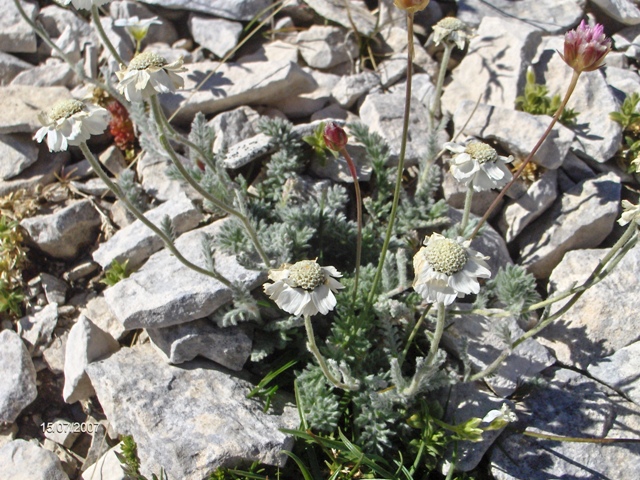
top-left (0, 133), bottom-right (40, 181)
top-left (442, 170), bottom-right (500, 217)
top-left (540, 242), bottom-right (640, 370)
top-left (452, 101), bottom-right (574, 170)
top-left (18, 303), bottom-right (58, 356)
top-left (10, 60), bottom-right (77, 88)
top-left (457, 0), bottom-right (584, 33)
top-left (332, 71), bottom-right (380, 109)
top-left (310, 143), bottom-right (373, 183)
top-left (589, 341), bottom-right (640, 406)
top-left (0, 149), bottom-right (69, 197)
top-left (81, 444), bottom-right (126, 480)
top-left (189, 15), bottom-right (242, 59)
top-left (138, 0), bottom-right (272, 21)
top-left (490, 368), bottom-right (640, 480)
top-left (444, 314), bottom-right (555, 398)
top-left (592, 0), bottom-right (640, 25)
top-left (296, 25), bottom-right (358, 70)
top-left (82, 295), bottom-right (127, 341)
top-left (0, 439), bottom-right (69, 480)
top-left (302, 0), bottom-right (377, 36)
top-left (278, 68), bottom-right (339, 119)
top-left (63, 316), bottom-right (120, 404)
top-left (103, 219), bottom-right (266, 330)
top-left (85, 343), bottom-right (298, 480)
top-left (0, 330), bottom-right (37, 423)
top-left (136, 151), bottom-right (197, 203)
top-left (605, 66), bottom-right (640, 102)
top-left (0, 0), bottom-right (38, 53)
top-left (98, 145), bottom-right (127, 176)
top-left (42, 331), bottom-right (68, 375)
top-left (0, 86), bottom-right (72, 134)
top-left (0, 52), bottom-right (32, 85)
top-left (21, 199), bottom-right (102, 260)
top-left (43, 419), bottom-right (80, 449)
top-left (40, 273), bottom-right (68, 305)
top-left (147, 319), bottom-right (252, 369)
top-left (222, 133), bottom-right (277, 169)
top-left (441, 16), bottom-right (543, 115)
top-left (517, 173), bottom-right (620, 278)
top-left (93, 192), bottom-right (203, 270)
top-left (208, 105), bottom-right (261, 155)
top-left (237, 40), bottom-right (299, 65)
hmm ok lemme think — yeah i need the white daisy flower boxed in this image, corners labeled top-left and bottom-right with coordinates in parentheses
top-left (34, 99), bottom-right (109, 152)
top-left (61, 0), bottom-right (111, 10)
top-left (432, 17), bottom-right (472, 50)
top-left (263, 260), bottom-right (345, 317)
top-left (413, 233), bottom-right (491, 306)
top-left (445, 141), bottom-right (513, 192)
top-left (618, 200), bottom-right (640, 226)
top-left (482, 404), bottom-right (518, 431)
top-left (116, 51), bottom-right (186, 102)
top-left (114, 16), bottom-right (162, 42)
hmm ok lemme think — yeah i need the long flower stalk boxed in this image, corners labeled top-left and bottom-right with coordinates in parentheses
top-left (432, 42), bottom-right (454, 118)
top-left (339, 147), bottom-right (362, 300)
top-left (91, 5), bottom-right (125, 66)
top-left (425, 302), bottom-right (446, 366)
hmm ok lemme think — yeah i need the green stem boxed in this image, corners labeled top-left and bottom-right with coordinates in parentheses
top-left (471, 69), bottom-right (582, 240)
top-left (79, 142), bottom-right (232, 286)
top-left (303, 315), bottom-right (354, 391)
top-left (91, 5), bottom-right (125, 66)
top-left (149, 96), bottom-right (271, 268)
top-left (460, 181), bottom-right (474, 235)
top-left (340, 147), bottom-right (362, 302)
top-left (398, 304), bottom-right (431, 369)
top-left (432, 42), bottom-right (454, 119)
top-left (522, 430), bottom-right (640, 444)
top-left (367, 11), bottom-right (415, 306)
top-left (426, 302), bottom-right (446, 366)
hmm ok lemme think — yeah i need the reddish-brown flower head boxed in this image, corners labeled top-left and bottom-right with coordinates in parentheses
top-left (323, 122), bottom-right (348, 152)
top-left (560, 20), bottom-right (611, 73)
top-left (393, 0), bottom-right (430, 13)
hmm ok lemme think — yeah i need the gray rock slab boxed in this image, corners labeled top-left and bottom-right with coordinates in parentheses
top-left (498, 169), bottom-right (559, 243)
top-left (82, 295), bottom-right (127, 341)
top-left (147, 319), bottom-right (252, 369)
top-left (0, 52), bottom-right (32, 85)
top-left (0, 149), bottom-right (69, 197)
top-left (302, 0), bottom-right (377, 36)
top-left (136, 152), bottom-right (197, 203)
top-left (21, 199), bottom-right (102, 260)
top-left (86, 343), bottom-right (298, 480)
top-left (222, 133), bottom-right (277, 169)
top-left (161, 60), bottom-right (315, 124)
top-left (139, 0), bottom-right (271, 21)
top-left (0, 439), bottom-right (69, 480)
top-left (0, 133), bottom-right (39, 181)
top-left (278, 67), bottom-right (339, 119)
top-left (42, 331), bottom-right (67, 375)
top-left (93, 192), bottom-right (203, 270)
top-left (296, 25), bottom-right (358, 70)
top-left (441, 16), bottom-right (543, 115)
top-left (310, 143), bottom-right (373, 183)
top-left (443, 170), bottom-right (500, 216)
top-left (0, 85), bottom-right (72, 134)
top-left (540, 242), bottom-right (640, 370)
top-left (592, 0), bottom-right (640, 25)
top-left (589, 341), bottom-right (640, 406)
top-left (43, 419), bottom-right (80, 449)
top-left (10, 61), bottom-right (77, 88)
top-left (452, 101), bottom-right (574, 170)
top-left (532, 36), bottom-right (623, 162)
top-left (605, 66), bottom-right (640, 102)
top-left (189, 15), bottom-right (242, 59)
top-left (332, 71), bottom-right (380, 109)
top-left (81, 444), bottom-right (126, 480)
top-left (208, 105), bottom-right (261, 155)
top-left (18, 303), bottom-right (58, 356)
top-left (0, 0), bottom-right (38, 53)
top-left (517, 172), bottom-right (620, 279)
top-left (38, 4), bottom-right (94, 42)
top-left (103, 219), bottom-right (266, 330)
top-left (0, 330), bottom-right (37, 423)
top-left (40, 273), bottom-right (68, 305)
top-left (490, 368), bottom-right (640, 480)
top-left (63, 315), bottom-right (120, 404)
top-left (445, 314), bottom-right (555, 398)
top-left (457, 0), bottom-right (584, 33)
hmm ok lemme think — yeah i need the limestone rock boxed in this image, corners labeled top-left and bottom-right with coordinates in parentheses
top-left (43, 419), bottom-right (80, 449)
top-left (92, 192), bottom-right (203, 270)
top-left (278, 68), bottom-right (339, 119)
top-left (517, 173), bottom-right (620, 278)
top-left (222, 133), bottom-right (277, 169)
top-left (138, 0), bottom-right (272, 21)
top-left (0, 149), bottom-right (69, 198)
top-left (82, 295), bottom-right (127, 341)
top-left (42, 331), bottom-right (68, 375)
top-left (332, 71), bottom-right (380, 109)
top-left (296, 25), bottom-right (358, 70)
top-left (10, 60), bottom-right (77, 88)
top-left (39, 273), bottom-right (68, 305)
top-left (136, 151), bottom-right (197, 203)
top-left (302, 0), bottom-right (377, 36)
top-left (63, 316), bottom-right (120, 404)
top-left (18, 303), bottom-right (58, 356)
top-left (591, 0), bottom-right (640, 25)
top-left (147, 319), bottom-right (252, 369)
top-left (0, 439), bottom-right (69, 480)
top-left (0, 52), bottom-right (32, 85)
top-left (81, 444), bottom-right (126, 480)
top-left (208, 105), bottom-right (261, 155)
top-left (0, 0), bottom-right (38, 54)
top-left (20, 199), bottom-right (102, 260)
top-left (86, 343), bottom-right (298, 480)
top-left (589, 341), bottom-right (640, 406)
top-left (0, 330), bottom-right (37, 423)
top-left (0, 86), bottom-right (72, 134)
top-left (0, 133), bottom-right (40, 181)
top-left (189, 15), bottom-right (242, 59)
top-left (103, 219), bottom-right (266, 330)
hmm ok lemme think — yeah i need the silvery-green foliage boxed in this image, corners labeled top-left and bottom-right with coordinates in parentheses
top-left (395, 169), bottom-right (449, 236)
top-left (188, 112), bottom-right (216, 168)
top-left (297, 366), bottom-right (341, 432)
top-left (352, 376), bottom-right (397, 453)
top-left (250, 315), bottom-right (304, 362)
top-left (374, 299), bottom-right (404, 357)
top-left (210, 283), bottom-right (260, 327)
top-left (159, 215), bottom-right (175, 242)
top-left (200, 233), bottom-right (216, 273)
top-left (127, 100), bottom-right (164, 158)
top-left (117, 169), bottom-right (148, 212)
top-left (389, 352), bottom-right (449, 401)
top-left (484, 264), bottom-right (541, 322)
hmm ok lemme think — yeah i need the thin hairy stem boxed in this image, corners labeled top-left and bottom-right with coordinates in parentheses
top-left (471, 70), bottom-right (581, 239)
top-left (459, 181), bottom-right (474, 235)
top-left (91, 5), bottom-right (125, 66)
top-left (426, 302), bottom-right (446, 366)
top-left (398, 304), bottom-right (432, 369)
top-left (79, 142), bottom-right (232, 286)
top-left (432, 42), bottom-right (454, 118)
top-left (339, 147), bottom-right (362, 301)
top-left (522, 430), bottom-right (640, 444)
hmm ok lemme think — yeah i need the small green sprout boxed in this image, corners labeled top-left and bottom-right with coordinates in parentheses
top-left (516, 68), bottom-right (578, 125)
top-left (101, 259), bottom-right (132, 286)
top-left (610, 92), bottom-right (640, 173)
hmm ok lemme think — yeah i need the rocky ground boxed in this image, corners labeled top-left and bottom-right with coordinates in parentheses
top-left (1, 0), bottom-right (640, 479)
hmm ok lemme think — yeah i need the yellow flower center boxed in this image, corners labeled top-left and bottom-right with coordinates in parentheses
top-left (437, 17), bottom-right (466, 32)
top-left (128, 51), bottom-right (167, 70)
top-left (425, 238), bottom-right (468, 276)
top-left (48, 99), bottom-right (85, 121)
top-left (289, 260), bottom-right (325, 290)
top-left (465, 142), bottom-right (498, 164)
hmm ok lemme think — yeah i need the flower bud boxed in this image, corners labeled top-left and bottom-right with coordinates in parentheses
top-left (323, 122), bottom-right (348, 152)
top-left (560, 20), bottom-right (611, 73)
top-left (393, 0), bottom-right (430, 13)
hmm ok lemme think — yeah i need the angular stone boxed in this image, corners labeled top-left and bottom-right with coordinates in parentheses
top-left (0, 149), bottom-right (69, 197)
top-left (137, 0), bottom-right (272, 21)
top-left (237, 39), bottom-right (299, 65)
top-left (82, 295), bottom-right (127, 341)
top-left (0, 52), bottom-right (32, 85)
top-left (222, 133), bottom-right (277, 169)
top-left (310, 143), bottom-right (373, 183)
top-left (518, 173), bottom-right (620, 278)
top-left (147, 319), bottom-right (252, 369)
top-left (43, 419), bottom-right (81, 449)
top-left (63, 316), bottom-right (120, 404)
top-left (302, 0), bottom-right (377, 36)
top-left (38, 4), bottom-right (94, 43)
top-left (605, 66), bottom-right (640, 102)
top-left (589, 341), bottom-right (640, 406)
top-left (98, 145), bottom-right (127, 176)
top-left (0, 86), bottom-right (72, 134)
top-left (0, 439), bottom-right (69, 480)
top-left (10, 61), bottom-right (77, 88)
top-left (540, 243), bottom-right (640, 370)
top-left (81, 444), bottom-right (126, 480)
top-left (18, 303), bottom-right (59, 356)
top-left (278, 68), bottom-right (339, 118)
top-left (93, 192), bottom-right (203, 270)
top-left (0, 133), bottom-right (39, 181)
top-left (0, 330), bottom-right (37, 423)
top-left (161, 60), bottom-right (315, 124)
top-left (490, 368), bottom-right (640, 480)
top-left (189, 15), bottom-right (242, 59)
top-left (103, 219), bottom-right (266, 330)
top-left (592, 0), bottom-right (640, 25)
top-left (452, 101), bottom-right (574, 170)
top-left (332, 71), bottom-right (380, 109)
top-left (441, 16), bottom-right (543, 115)
top-left (457, 0), bottom-right (584, 33)
top-left (136, 151), bottom-right (196, 203)
top-left (86, 344), bottom-right (298, 480)
top-left (42, 331), bottom-right (68, 375)
top-left (208, 105), bottom-right (261, 155)
top-left (40, 273), bottom-right (68, 305)
top-left (21, 199), bottom-right (102, 260)
top-left (0, 0), bottom-right (38, 53)
top-left (296, 25), bottom-right (358, 70)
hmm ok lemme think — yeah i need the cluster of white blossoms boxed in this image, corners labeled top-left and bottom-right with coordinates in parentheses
top-left (412, 234), bottom-right (491, 306)
top-left (445, 141), bottom-right (513, 192)
top-left (264, 260), bottom-right (345, 317)
top-left (116, 51), bottom-right (186, 102)
top-left (432, 17), bottom-right (472, 50)
top-left (34, 99), bottom-right (109, 152)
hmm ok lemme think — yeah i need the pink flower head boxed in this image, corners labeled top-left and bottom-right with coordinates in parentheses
top-left (323, 122), bottom-right (348, 152)
top-left (561, 20), bottom-right (611, 73)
